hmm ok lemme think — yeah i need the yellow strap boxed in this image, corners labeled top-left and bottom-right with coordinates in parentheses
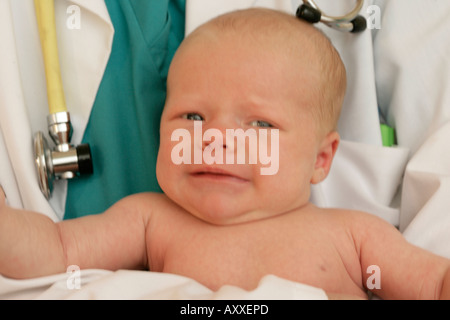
top-left (34, 0), bottom-right (67, 114)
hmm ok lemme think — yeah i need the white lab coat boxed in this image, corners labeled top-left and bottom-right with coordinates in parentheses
top-left (0, 0), bottom-right (113, 221)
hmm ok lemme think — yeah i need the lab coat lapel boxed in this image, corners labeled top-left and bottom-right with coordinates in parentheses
top-left (0, 0), bottom-right (113, 220)
top-left (0, 0), bottom-right (57, 219)
top-left (70, 0), bottom-right (112, 25)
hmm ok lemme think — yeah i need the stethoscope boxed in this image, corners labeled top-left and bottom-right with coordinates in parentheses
top-left (33, 0), bottom-right (93, 199)
top-left (296, 0), bottom-right (367, 33)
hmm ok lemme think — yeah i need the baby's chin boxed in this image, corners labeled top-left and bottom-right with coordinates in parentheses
top-left (163, 182), bottom-right (312, 226)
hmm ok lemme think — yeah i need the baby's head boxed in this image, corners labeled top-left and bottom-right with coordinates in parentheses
top-left (156, 8), bottom-right (347, 225)
top-left (182, 8), bottom-right (346, 135)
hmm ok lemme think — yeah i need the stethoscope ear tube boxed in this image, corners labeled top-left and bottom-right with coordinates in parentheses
top-left (296, 4), bottom-right (321, 24)
top-left (350, 15), bottom-right (367, 33)
top-left (297, 0), bottom-right (367, 33)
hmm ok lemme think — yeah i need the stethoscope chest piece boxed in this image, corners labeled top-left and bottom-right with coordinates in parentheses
top-left (34, 131), bottom-right (53, 199)
top-left (34, 112), bottom-right (93, 199)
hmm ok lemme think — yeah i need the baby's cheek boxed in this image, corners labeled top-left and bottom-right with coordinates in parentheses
top-left (278, 154), bottom-right (312, 194)
top-left (156, 144), bottom-right (174, 187)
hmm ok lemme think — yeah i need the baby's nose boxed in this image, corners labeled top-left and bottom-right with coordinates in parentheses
top-left (202, 128), bottom-right (230, 150)
top-left (201, 118), bottom-right (239, 151)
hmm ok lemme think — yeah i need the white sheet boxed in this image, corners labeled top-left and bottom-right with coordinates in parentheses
top-left (0, 271), bottom-right (327, 300)
top-left (1, 0), bottom-right (449, 300)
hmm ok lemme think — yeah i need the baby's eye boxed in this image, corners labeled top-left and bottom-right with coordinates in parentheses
top-left (182, 113), bottom-right (204, 121)
top-left (250, 120), bottom-right (273, 128)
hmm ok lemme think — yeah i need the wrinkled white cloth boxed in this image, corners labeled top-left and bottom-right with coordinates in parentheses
top-left (0, 271), bottom-right (328, 300)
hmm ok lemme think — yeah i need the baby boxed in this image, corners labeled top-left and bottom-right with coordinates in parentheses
top-left (1, 8), bottom-right (449, 300)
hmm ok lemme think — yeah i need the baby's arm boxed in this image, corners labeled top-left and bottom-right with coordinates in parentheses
top-left (349, 211), bottom-right (450, 300)
top-left (0, 192), bottom-right (151, 279)
top-left (441, 268), bottom-right (450, 300)
top-left (0, 192), bottom-right (65, 278)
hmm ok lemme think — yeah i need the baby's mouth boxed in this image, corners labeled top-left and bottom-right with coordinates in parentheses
top-left (190, 167), bottom-right (249, 183)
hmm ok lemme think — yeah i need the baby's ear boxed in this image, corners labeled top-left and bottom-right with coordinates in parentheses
top-left (310, 131), bottom-right (340, 184)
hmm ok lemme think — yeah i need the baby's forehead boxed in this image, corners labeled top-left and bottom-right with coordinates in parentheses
top-left (206, 10), bottom-right (325, 46)
top-left (183, 9), bottom-right (333, 74)
top-left (171, 9), bottom-right (345, 127)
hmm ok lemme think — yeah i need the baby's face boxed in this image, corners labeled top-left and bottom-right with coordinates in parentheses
top-left (157, 31), bottom-right (329, 225)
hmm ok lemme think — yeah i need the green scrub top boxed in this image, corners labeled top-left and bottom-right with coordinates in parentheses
top-left (64, 0), bottom-right (185, 219)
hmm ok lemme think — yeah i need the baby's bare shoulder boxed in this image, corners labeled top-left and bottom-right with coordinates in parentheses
top-left (117, 192), bottom-right (198, 231)
top-left (310, 206), bottom-right (403, 250)
top-left (317, 207), bottom-right (395, 231)
top-left (114, 192), bottom-right (174, 217)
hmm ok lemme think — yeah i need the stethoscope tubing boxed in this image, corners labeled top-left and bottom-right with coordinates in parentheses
top-left (303, 0), bottom-right (364, 24)
top-left (299, 0), bottom-right (367, 33)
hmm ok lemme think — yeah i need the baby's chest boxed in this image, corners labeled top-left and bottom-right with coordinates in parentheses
top-left (159, 228), bottom-right (360, 292)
